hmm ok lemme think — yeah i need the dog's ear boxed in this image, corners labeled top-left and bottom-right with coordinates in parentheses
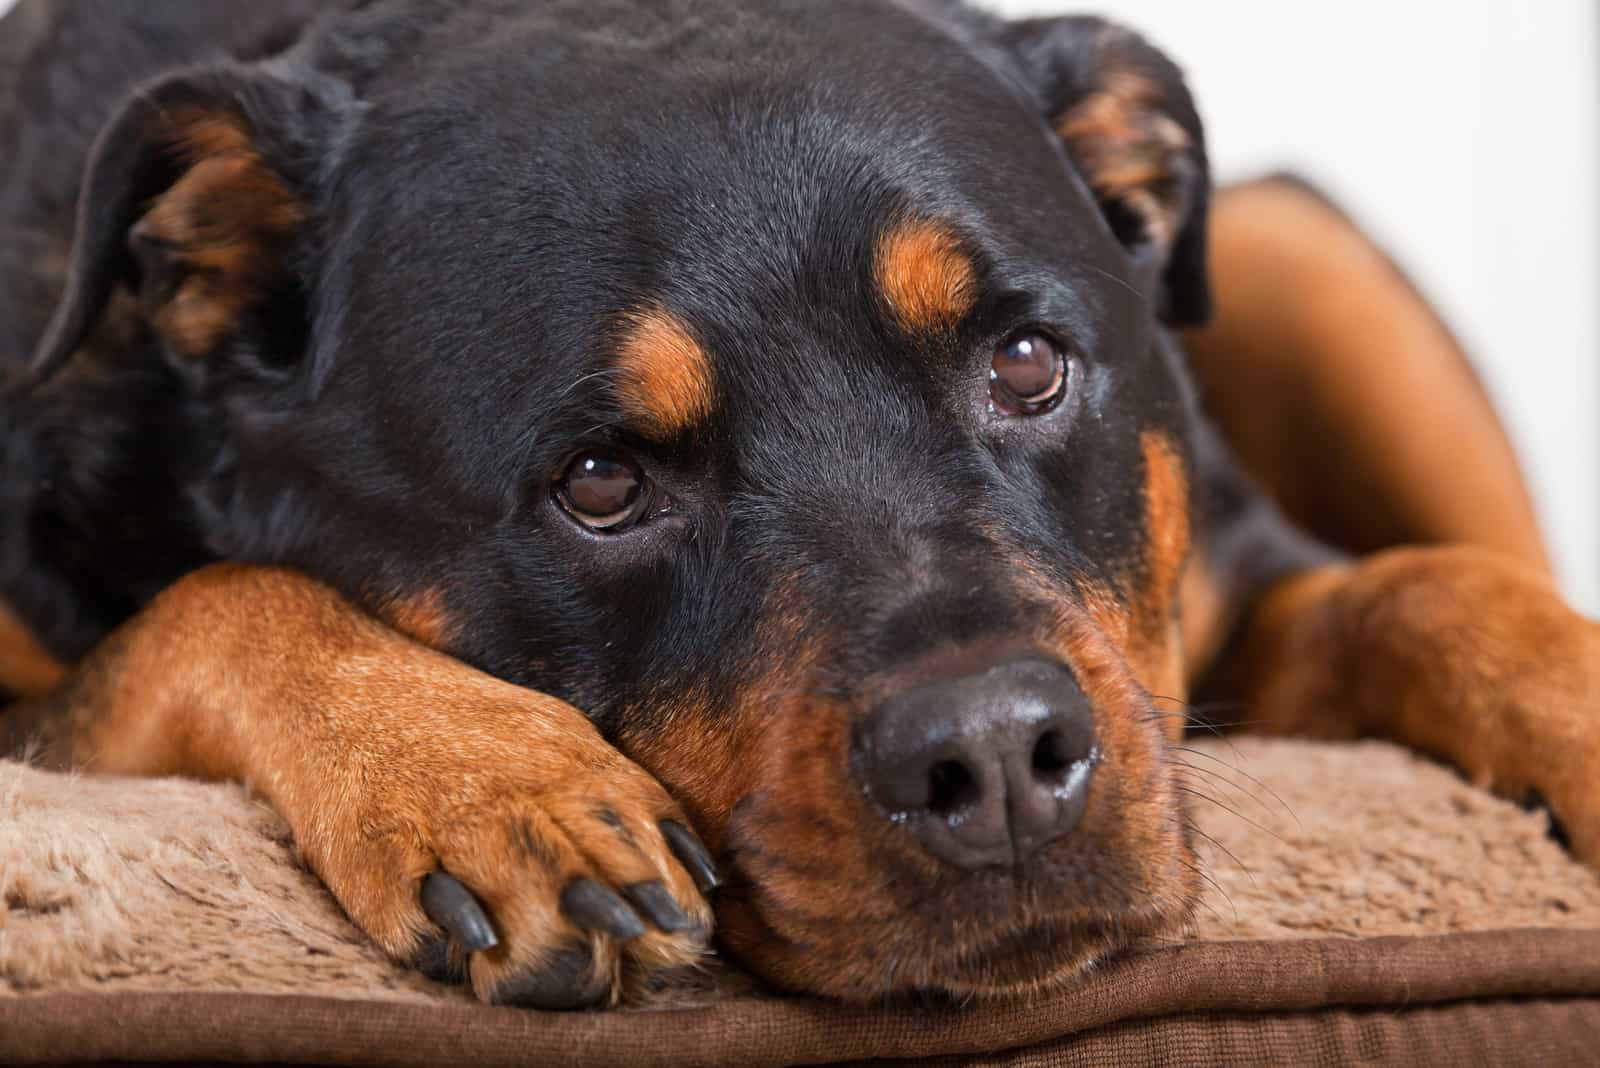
top-left (998, 16), bottom-right (1211, 324)
top-left (29, 64), bottom-right (344, 380)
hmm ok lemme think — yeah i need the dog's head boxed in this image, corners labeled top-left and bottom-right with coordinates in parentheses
top-left (33, 0), bottom-right (1212, 999)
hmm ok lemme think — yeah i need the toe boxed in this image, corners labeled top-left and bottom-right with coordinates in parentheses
top-left (420, 871), bottom-right (499, 952)
top-left (661, 819), bottom-right (722, 896)
top-left (412, 932), bottom-right (466, 983)
top-left (561, 878), bottom-right (647, 940)
top-left (623, 880), bottom-right (695, 934)
top-left (490, 943), bottom-right (612, 1010)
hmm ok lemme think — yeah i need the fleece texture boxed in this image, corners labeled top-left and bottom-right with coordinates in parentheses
top-left (3, 737), bottom-right (1600, 1003)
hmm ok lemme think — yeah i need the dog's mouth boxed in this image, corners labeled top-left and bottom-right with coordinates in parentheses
top-left (706, 824), bottom-right (1197, 1000)
top-left (621, 605), bottom-right (1198, 1000)
top-left (930, 912), bottom-right (1167, 997)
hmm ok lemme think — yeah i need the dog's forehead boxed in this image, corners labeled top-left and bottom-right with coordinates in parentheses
top-left (318, 0), bottom-right (1129, 452)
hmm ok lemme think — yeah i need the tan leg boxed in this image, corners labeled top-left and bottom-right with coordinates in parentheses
top-left (1183, 176), bottom-right (1550, 571)
top-left (2, 565), bottom-right (713, 1006)
top-left (1183, 178), bottom-right (1597, 864)
top-left (1214, 546), bottom-right (1600, 864)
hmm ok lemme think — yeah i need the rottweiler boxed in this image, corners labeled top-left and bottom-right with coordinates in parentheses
top-left (3, 0), bottom-right (1596, 1009)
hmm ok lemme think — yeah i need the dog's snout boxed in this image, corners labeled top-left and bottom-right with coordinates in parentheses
top-left (855, 656), bottom-right (1100, 869)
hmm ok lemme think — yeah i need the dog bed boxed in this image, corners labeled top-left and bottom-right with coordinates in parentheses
top-left (4, 736), bottom-right (1600, 1066)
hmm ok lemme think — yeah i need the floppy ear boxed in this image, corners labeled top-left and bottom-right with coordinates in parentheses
top-left (29, 63), bottom-right (341, 380)
top-left (999, 16), bottom-right (1211, 324)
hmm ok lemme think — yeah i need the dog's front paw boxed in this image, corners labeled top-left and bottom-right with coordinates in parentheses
top-left (291, 669), bottom-right (719, 1008)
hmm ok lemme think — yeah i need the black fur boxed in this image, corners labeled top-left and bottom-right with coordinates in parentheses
top-left (1, 0), bottom-right (1220, 732)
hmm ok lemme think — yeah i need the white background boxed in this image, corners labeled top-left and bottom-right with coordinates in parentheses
top-left (991, 0), bottom-right (1600, 612)
top-left (5, 0), bottom-right (1596, 611)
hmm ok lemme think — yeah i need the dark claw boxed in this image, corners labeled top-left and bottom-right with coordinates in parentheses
top-left (660, 819), bottom-right (721, 895)
top-left (623, 880), bottom-right (693, 933)
top-left (491, 944), bottom-right (609, 1010)
top-left (413, 933), bottom-right (464, 983)
top-left (421, 871), bottom-right (498, 953)
top-left (560, 878), bottom-right (647, 941)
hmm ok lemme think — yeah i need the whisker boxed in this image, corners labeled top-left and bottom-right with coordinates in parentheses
top-left (1176, 857), bottom-right (1236, 923)
top-left (1171, 745), bottom-right (1300, 827)
top-left (1149, 694), bottom-right (1253, 762)
top-left (1183, 818), bottom-right (1259, 890)
top-left (1171, 760), bottom-right (1281, 823)
top-left (1081, 261), bottom-right (1147, 305)
top-left (1175, 784), bottom-right (1286, 850)
top-left (1182, 718), bottom-right (1266, 731)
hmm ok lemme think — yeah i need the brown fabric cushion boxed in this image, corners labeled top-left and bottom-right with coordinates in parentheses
top-left (4, 737), bottom-right (1600, 1065)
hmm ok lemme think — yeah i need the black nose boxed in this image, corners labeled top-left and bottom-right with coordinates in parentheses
top-left (854, 656), bottom-right (1100, 869)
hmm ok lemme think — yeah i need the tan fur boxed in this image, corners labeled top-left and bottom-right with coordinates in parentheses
top-left (1056, 67), bottom-right (1192, 251)
top-left (1223, 547), bottom-right (1600, 865)
top-left (625, 562), bottom-right (1197, 999)
top-left (376, 588), bottom-right (455, 651)
top-left (14, 566), bottom-right (710, 1004)
top-left (0, 600), bottom-right (65, 699)
top-left (1182, 178), bottom-right (1550, 570)
top-left (615, 307), bottom-right (716, 439)
top-left (134, 110), bottom-right (305, 358)
top-left (874, 220), bottom-right (979, 332)
top-left (1176, 549), bottom-right (1229, 690)
top-left (1131, 432), bottom-right (1190, 713)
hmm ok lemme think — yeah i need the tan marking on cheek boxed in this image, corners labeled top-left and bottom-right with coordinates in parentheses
top-left (1132, 431), bottom-right (1191, 720)
top-left (875, 220), bottom-right (979, 332)
top-left (617, 579), bottom-right (817, 846)
top-left (614, 307), bottom-right (715, 439)
top-left (0, 600), bottom-right (67, 699)
top-left (376, 588), bottom-right (455, 651)
top-left (618, 694), bottom-right (751, 851)
top-left (1080, 581), bottom-right (1132, 651)
top-left (1042, 598), bottom-right (1200, 924)
top-left (1065, 435), bottom-right (1190, 730)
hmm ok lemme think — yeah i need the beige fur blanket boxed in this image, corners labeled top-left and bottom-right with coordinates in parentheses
top-left (6, 736), bottom-right (1599, 999)
top-left (4, 737), bottom-right (1600, 1065)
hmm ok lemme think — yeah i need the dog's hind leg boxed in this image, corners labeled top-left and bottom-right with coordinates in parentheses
top-left (1179, 177), bottom-right (1600, 866)
top-left (1181, 174), bottom-right (1551, 572)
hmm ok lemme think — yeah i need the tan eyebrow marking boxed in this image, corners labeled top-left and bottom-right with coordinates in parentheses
top-left (874, 220), bottom-right (980, 332)
top-left (615, 306), bottom-right (716, 438)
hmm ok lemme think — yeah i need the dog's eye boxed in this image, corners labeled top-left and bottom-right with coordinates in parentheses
top-left (990, 332), bottom-right (1068, 416)
top-left (554, 450), bottom-right (652, 532)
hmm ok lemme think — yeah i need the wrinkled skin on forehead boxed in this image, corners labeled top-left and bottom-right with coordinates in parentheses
top-left (4, 0), bottom-right (1210, 998)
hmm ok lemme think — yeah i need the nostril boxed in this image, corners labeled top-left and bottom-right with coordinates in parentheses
top-left (927, 759), bottom-right (980, 815)
top-left (1031, 728), bottom-right (1069, 782)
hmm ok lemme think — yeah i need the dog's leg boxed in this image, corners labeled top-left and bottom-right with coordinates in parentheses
top-left (1182, 176), bottom-right (1598, 864)
top-left (1200, 539), bottom-right (1600, 864)
top-left (1, 564), bottom-right (717, 1007)
top-left (1182, 175), bottom-right (1551, 572)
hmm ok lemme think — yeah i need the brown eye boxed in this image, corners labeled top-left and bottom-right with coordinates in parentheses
top-left (990, 332), bottom-right (1068, 415)
top-left (555, 450), bottom-right (650, 531)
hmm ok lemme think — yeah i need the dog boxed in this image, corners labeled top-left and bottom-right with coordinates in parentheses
top-left (3, 0), bottom-right (1597, 1010)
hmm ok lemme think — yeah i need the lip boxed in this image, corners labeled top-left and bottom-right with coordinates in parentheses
top-left (920, 895), bottom-right (1187, 997)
